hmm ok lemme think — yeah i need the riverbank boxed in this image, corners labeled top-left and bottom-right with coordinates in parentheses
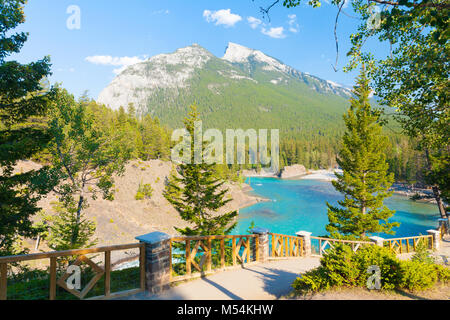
top-left (242, 167), bottom-right (439, 204)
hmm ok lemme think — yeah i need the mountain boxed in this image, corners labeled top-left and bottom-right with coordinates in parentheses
top-left (97, 42), bottom-right (353, 137)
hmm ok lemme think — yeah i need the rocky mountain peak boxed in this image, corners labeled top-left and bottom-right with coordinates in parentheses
top-left (222, 42), bottom-right (290, 73)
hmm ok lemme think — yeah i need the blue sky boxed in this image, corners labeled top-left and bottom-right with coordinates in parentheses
top-left (11, 0), bottom-right (388, 98)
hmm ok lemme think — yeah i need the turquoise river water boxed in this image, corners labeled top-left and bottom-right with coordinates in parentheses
top-left (232, 177), bottom-right (440, 239)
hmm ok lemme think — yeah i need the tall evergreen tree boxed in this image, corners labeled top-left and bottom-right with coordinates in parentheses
top-left (163, 105), bottom-right (237, 236)
top-left (326, 69), bottom-right (399, 239)
top-left (0, 0), bottom-right (58, 255)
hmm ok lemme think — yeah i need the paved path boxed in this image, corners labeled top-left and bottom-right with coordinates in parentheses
top-left (130, 258), bottom-right (320, 300)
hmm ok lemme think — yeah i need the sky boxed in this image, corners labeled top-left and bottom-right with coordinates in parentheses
top-left (11, 0), bottom-right (389, 99)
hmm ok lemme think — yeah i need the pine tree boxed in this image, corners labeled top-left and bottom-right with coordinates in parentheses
top-left (0, 0), bottom-right (58, 255)
top-left (37, 202), bottom-right (97, 251)
top-left (326, 69), bottom-right (399, 240)
top-left (163, 105), bottom-right (237, 236)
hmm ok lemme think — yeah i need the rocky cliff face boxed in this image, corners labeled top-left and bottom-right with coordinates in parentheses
top-left (279, 164), bottom-right (307, 179)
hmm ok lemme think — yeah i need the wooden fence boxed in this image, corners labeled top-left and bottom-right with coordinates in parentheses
top-left (0, 227), bottom-right (443, 299)
top-left (310, 236), bottom-right (374, 256)
top-left (383, 235), bottom-right (433, 254)
top-left (0, 243), bottom-right (145, 300)
top-left (169, 235), bottom-right (259, 283)
top-left (269, 233), bottom-right (304, 258)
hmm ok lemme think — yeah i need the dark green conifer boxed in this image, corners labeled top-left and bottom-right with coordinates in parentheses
top-left (164, 105), bottom-right (237, 236)
top-left (326, 69), bottom-right (398, 239)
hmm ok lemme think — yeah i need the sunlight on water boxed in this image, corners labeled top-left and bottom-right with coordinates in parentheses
top-left (233, 178), bottom-right (440, 239)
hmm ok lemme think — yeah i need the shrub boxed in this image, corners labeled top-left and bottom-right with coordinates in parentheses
top-left (292, 242), bottom-right (449, 295)
top-left (292, 244), bottom-right (358, 293)
top-left (353, 245), bottom-right (402, 290)
top-left (292, 267), bottom-right (331, 293)
top-left (411, 239), bottom-right (435, 264)
top-left (320, 244), bottom-right (360, 287)
top-left (434, 264), bottom-right (450, 283)
top-left (135, 181), bottom-right (153, 200)
top-left (135, 192), bottom-right (144, 201)
top-left (399, 260), bottom-right (438, 291)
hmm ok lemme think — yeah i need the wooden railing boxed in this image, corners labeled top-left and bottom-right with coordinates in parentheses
top-left (169, 235), bottom-right (259, 283)
top-left (383, 235), bottom-right (433, 254)
top-left (0, 243), bottom-right (145, 300)
top-left (310, 237), bottom-right (374, 256)
top-left (269, 233), bottom-right (304, 258)
top-left (439, 223), bottom-right (448, 240)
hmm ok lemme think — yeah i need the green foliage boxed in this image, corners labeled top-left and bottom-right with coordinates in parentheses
top-left (399, 260), bottom-right (439, 291)
top-left (36, 202), bottom-right (97, 251)
top-left (411, 239), bottom-right (436, 264)
top-left (326, 69), bottom-right (398, 239)
top-left (163, 105), bottom-right (237, 236)
top-left (135, 181), bottom-right (153, 200)
top-left (291, 267), bottom-right (331, 293)
top-left (292, 243), bottom-right (449, 294)
top-left (352, 245), bottom-right (402, 290)
top-left (44, 89), bottom-right (133, 248)
top-left (345, 0), bottom-right (449, 217)
top-left (318, 244), bottom-right (360, 287)
top-left (247, 221), bottom-right (256, 234)
top-left (0, 0), bottom-right (59, 255)
top-left (434, 264), bottom-right (450, 283)
top-left (7, 265), bottom-right (140, 300)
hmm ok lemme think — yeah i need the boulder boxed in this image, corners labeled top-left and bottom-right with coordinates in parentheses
top-left (279, 164), bottom-right (307, 179)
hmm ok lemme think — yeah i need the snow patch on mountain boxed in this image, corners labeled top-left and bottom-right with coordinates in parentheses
top-left (223, 42), bottom-right (290, 73)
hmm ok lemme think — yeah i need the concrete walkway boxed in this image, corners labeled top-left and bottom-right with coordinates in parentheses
top-left (130, 258), bottom-right (320, 300)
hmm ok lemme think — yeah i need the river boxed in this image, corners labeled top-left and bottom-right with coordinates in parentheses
top-left (233, 178), bottom-right (440, 239)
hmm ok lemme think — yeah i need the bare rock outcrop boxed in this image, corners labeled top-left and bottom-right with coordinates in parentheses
top-left (279, 164), bottom-right (307, 179)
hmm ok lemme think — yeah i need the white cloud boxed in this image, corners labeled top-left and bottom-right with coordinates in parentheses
top-left (203, 9), bottom-right (242, 27)
top-left (247, 16), bottom-right (262, 29)
top-left (85, 55), bottom-right (147, 74)
top-left (152, 9), bottom-right (170, 15)
top-left (261, 27), bottom-right (286, 39)
top-left (288, 14), bottom-right (299, 33)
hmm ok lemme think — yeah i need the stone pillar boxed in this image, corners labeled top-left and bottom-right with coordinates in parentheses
top-left (251, 228), bottom-right (270, 263)
top-left (296, 231), bottom-right (312, 257)
top-left (427, 229), bottom-right (440, 250)
top-left (438, 218), bottom-right (449, 235)
top-left (135, 231), bottom-right (171, 295)
top-left (369, 236), bottom-right (385, 247)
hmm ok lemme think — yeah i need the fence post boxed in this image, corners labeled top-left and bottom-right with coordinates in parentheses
top-left (251, 228), bottom-right (269, 263)
top-left (438, 218), bottom-right (449, 236)
top-left (296, 231), bottom-right (312, 257)
top-left (0, 263), bottom-right (7, 300)
top-left (427, 230), bottom-right (440, 250)
top-left (369, 236), bottom-right (385, 247)
top-left (136, 232), bottom-right (171, 295)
